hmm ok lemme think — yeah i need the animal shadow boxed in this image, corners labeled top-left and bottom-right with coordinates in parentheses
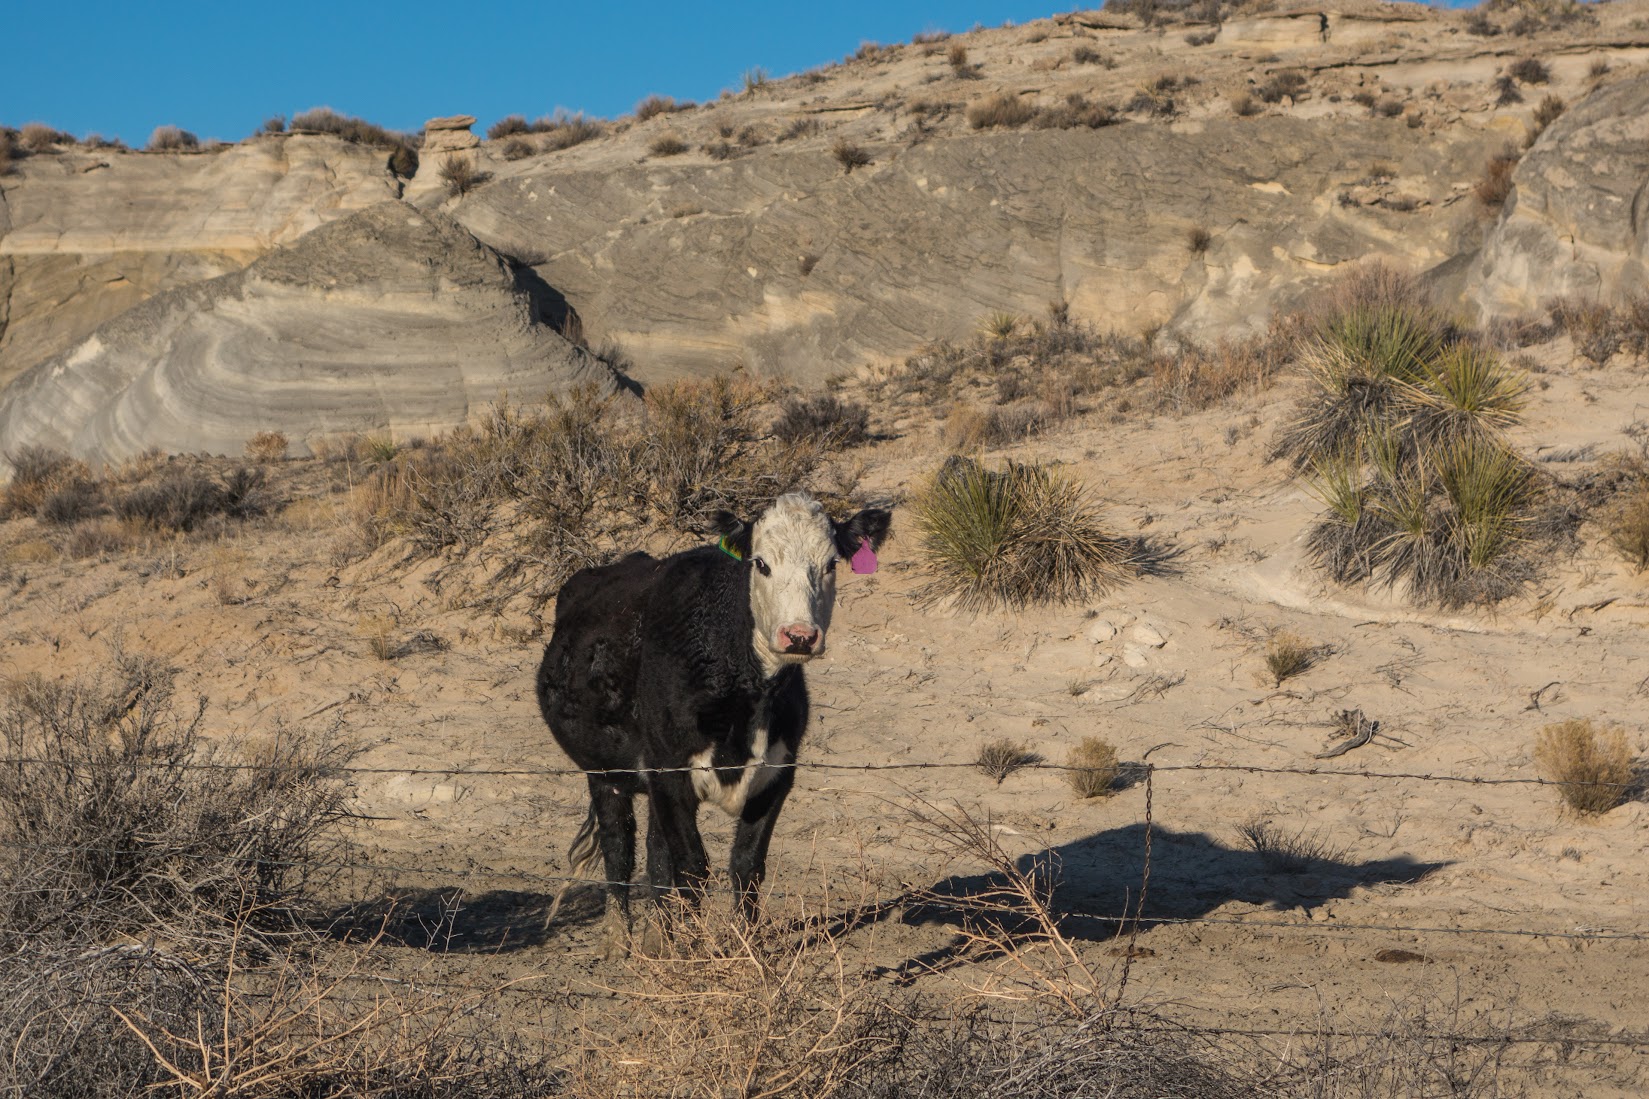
top-left (879, 823), bottom-right (1448, 979)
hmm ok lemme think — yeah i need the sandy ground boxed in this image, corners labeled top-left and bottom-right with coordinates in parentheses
top-left (3, 347), bottom-right (1648, 1094)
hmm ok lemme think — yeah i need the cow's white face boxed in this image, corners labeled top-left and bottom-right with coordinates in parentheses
top-left (747, 494), bottom-right (841, 673)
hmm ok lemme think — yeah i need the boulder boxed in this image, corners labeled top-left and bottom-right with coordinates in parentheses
top-left (1468, 74), bottom-right (1649, 317)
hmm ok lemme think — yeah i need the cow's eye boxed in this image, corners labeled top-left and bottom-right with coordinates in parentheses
top-left (753, 557), bottom-right (771, 577)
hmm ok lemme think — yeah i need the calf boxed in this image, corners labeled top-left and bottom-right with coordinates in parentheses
top-left (538, 493), bottom-right (891, 954)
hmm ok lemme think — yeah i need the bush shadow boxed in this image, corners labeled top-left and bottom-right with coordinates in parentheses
top-left (322, 884), bottom-right (607, 953)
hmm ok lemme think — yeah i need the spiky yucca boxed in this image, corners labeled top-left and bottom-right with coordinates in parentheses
top-left (914, 458), bottom-right (1132, 611)
top-left (1404, 342), bottom-right (1527, 450)
top-left (1277, 306), bottom-right (1448, 468)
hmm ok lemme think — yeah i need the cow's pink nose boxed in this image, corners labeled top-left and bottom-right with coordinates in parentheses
top-left (779, 625), bottom-right (822, 654)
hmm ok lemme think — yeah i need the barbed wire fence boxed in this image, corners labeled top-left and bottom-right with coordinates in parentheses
top-left (4, 749), bottom-right (1648, 1061)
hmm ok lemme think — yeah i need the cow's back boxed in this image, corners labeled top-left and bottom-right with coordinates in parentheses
top-left (538, 552), bottom-right (661, 771)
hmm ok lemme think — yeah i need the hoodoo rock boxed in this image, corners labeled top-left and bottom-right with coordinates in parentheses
top-left (421, 115), bottom-right (480, 153)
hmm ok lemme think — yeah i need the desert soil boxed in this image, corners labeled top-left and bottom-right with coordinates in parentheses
top-left (3, 348), bottom-right (1648, 1095)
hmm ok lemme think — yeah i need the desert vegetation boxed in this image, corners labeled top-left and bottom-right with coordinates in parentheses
top-left (913, 457), bottom-right (1134, 611)
top-left (1533, 719), bottom-right (1634, 814)
top-left (1276, 266), bottom-right (1558, 607)
top-left (439, 153), bottom-right (482, 196)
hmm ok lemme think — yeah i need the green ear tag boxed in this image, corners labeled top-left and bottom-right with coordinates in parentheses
top-left (717, 536), bottom-right (744, 562)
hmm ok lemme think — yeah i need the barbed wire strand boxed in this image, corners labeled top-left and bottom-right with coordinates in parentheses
top-left (4, 836), bottom-right (1646, 944)
top-left (0, 754), bottom-right (1637, 790)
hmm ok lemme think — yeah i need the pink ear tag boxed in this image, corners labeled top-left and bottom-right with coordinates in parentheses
top-left (850, 542), bottom-right (878, 574)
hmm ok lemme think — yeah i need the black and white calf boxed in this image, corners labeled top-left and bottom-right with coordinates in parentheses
top-left (537, 493), bottom-right (891, 953)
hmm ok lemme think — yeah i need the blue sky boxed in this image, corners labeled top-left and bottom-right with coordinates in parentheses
top-left (3, 0), bottom-right (1101, 145)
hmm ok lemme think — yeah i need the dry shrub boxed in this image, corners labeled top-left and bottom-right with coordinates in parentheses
top-left (944, 403), bottom-right (1057, 450)
top-left (1530, 93), bottom-right (1565, 138)
top-left (146, 125), bottom-right (199, 151)
top-left (1072, 45), bottom-right (1114, 67)
top-left (774, 394), bottom-right (871, 448)
top-left (288, 107), bottom-right (408, 148)
top-left (208, 544), bottom-right (249, 605)
top-left (1548, 296), bottom-right (1625, 365)
top-left (1263, 630), bottom-right (1316, 686)
top-left (244, 430), bottom-right (288, 462)
top-left (0, 650), bottom-right (353, 953)
top-left (1508, 56), bottom-right (1550, 84)
top-left (635, 94), bottom-right (680, 121)
top-left (357, 614), bottom-right (398, 660)
top-left (704, 139), bottom-right (737, 161)
top-left (1231, 92), bottom-right (1259, 117)
top-left (438, 153), bottom-right (481, 196)
top-left (948, 42), bottom-right (969, 69)
top-left (1474, 146), bottom-right (1520, 209)
top-left (649, 133), bottom-right (689, 156)
top-left (535, 111), bottom-right (602, 150)
top-left (976, 738), bottom-right (1042, 783)
top-left (486, 114), bottom-right (529, 140)
top-left (914, 457), bottom-right (1133, 611)
top-left (115, 467), bottom-right (272, 532)
top-left (1604, 481), bottom-right (1649, 570)
top-left (261, 115), bottom-right (286, 134)
top-left (352, 382), bottom-right (835, 606)
top-left (500, 136), bottom-right (534, 160)
top-left (20, 122), bottom-right (73, 151)
top-left (1151, 330), bottom-right (1290, 413)
top-left (1237, 818), bottom-right (1346, 873)
top-left (832, 138), bottom-right (873, 172)
top-left (2, 446), bottom-right (86, 518)
top-left (967, 93), bottom-right (1037, 129)
top-left (1065, 737), bottom-right (1119, 798)
top-left (65, 516), bottom-right (144, 558)
top-left (1256, 71), bottom-right (1308, 104)
top-left (1187, 226), bottom-right (1212, 253)
top-left (1031, 94), bottom-right (1118, 130)
top-left (1534, 719), bottom-right (1633, 814)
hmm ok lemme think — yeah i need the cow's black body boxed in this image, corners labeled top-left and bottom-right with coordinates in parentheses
top-left (537, 544), bottom-right (807, 932)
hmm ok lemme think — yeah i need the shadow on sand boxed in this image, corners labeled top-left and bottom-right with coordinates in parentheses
top-left (321, 823), bottom-right (1445, 965)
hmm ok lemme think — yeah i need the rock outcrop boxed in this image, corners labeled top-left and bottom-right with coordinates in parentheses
top-left (1468, 73), bottom-right (1649, 317)
top-left (0, 135), bottom-right (401, 388)
top-left (451, 115), bottom-right (1498, 384)
top-left (0, 203), bottom-right (618, 473)
top-left (421, 115), bottom-right (480, 154)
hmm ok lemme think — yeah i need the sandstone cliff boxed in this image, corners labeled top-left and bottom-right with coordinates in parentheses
top-left (0, 204), bottom-right (616, 471)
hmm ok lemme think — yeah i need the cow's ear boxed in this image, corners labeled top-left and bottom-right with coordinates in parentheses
top-left (834, 508), bottom-right (892, 557)
top-left (708, 510), bottom-right (753, 559)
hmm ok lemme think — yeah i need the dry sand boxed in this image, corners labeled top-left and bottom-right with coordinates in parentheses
top-left (3, 343), bottom-right (1648, 1094)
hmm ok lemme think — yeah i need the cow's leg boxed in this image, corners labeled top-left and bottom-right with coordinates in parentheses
top-left (729, 770), bottom-right (794, 922)
top-left (642, 772), bottom-right (709, 950)
top-left (589, 776), bottom-right (637, 959)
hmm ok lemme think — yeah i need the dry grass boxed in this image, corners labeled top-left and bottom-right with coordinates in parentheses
top-left (1534, 719), bottom-right (1633, 814)
top-left (501, 136), bottom-right (534, 161)
top-left (1508, 56), bottom-right (1550, 84)
top-left (914, 457), bottom-right (1134, 612)
top-left (944, 403), bottom-right (1057, 450)
top-left (358, 614), bottom-right (398, 660)
top-left (1065, 737), bottom-right (1119, 798)
top-left (288, 107), bottom-right (408, 148)
top-left (1263, 630), bottom-right (1317, 686)
top-left (244, 430), bottom-right (288, 462)
top-left (975, 738), bottom-right (1043, 784)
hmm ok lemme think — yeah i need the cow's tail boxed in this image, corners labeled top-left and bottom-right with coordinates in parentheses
top-left (545, 805), bottom-right (602, 928)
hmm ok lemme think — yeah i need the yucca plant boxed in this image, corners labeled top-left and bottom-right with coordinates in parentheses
top-left (1437, 435), bottom-right (1533, 572)
top-left (1277, 306), bottom-right (1449, 467)
top-left (1405, 342), bottom-right (1527, 449)
top-left (978, 312), bottom-right (1021, 341)
top-left (914, 457), bottom-right (1133, 611)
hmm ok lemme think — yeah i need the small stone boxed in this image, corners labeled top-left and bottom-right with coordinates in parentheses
top-left (424, 114), bottom-right (478, 131)
top-left (1132, 622), bottom-right (1167, 648)
top-left (1086, 618), bottom-right (1118, 643)
top-left (1122, 644), bottom-right (1151, 669)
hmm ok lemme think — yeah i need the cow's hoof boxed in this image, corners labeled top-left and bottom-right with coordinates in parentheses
top-left (600, 910), bottom-right (632, 961)
top-left (638, 918), bottom-right (668, 958)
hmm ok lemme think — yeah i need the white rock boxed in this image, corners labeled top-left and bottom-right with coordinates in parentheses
top-left (1132, 622), bottom-right (1168, 648)
top-left (1086, 618), bottom-right (1118, 644)
top-left (1122, 644), bottom-right (1151, 669)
